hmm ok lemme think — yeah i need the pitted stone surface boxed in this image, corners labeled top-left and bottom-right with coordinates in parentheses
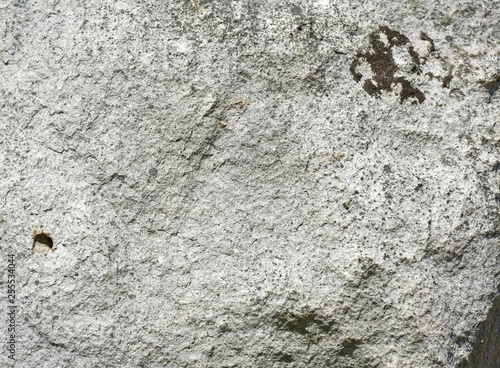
top-left (1, 1), bottom-right (499, 367)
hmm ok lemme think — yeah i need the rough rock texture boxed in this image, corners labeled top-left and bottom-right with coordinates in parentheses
top-left (1, 0), bottom-right (499, 367)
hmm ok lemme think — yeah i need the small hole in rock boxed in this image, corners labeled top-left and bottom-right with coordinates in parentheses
top-left (485, 79), bottom-right (500, 97)
top-left (32, 232), bottom-right (54, 255)
top-left (278, 354), bottom-right (294, 363)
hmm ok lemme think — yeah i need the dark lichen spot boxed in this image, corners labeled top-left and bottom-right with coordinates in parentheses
top-left (363, 79), bottom-right (379, 96)
top-left (149, 167), bottom-right (158, 177)
top-left (442, 75), bottom-right (453, 88)
top-left (379, 25), bottom-right (409, 46)
top-left (350, 26), bottom-right (425, 104)
top-left (395, 77), bottom-right (426, 103)
top-left (427, 71), bottom-right (453, 88)
top-left (349, 55), bottom-right (363, 82)
top-left (408, 46), bottom-right (422, 73)
top-left (420, 32), bottom-right (436, 52)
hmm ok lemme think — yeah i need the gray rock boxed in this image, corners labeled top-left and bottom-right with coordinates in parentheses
top-left (1, 0), bottom-right (499, 367)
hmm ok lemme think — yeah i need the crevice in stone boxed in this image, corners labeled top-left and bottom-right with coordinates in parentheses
top-left (484, 78), bottom-right (500, 98)
top-left (464, 296), bottom-right (500, 368)
top-left (32, 231), bottom-right (54, 255)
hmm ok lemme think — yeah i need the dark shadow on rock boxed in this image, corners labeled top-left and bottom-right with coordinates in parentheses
top-left (464, 296), bottom-right (500, 368)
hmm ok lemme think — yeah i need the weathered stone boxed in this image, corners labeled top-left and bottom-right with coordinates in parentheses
top-left (1, 0), bottom-right (499, 367)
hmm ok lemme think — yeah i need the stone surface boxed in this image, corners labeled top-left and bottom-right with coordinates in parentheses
top-left (1, 0), bottom-right (499, 367)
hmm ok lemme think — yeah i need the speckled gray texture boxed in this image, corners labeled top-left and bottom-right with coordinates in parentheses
top-left (1, 0), bottom-right (499, 367)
